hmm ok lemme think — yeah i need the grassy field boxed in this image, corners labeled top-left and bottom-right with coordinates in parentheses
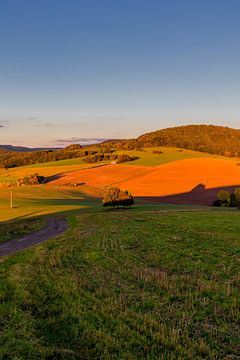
top-left (115, 147), bottom-right (213, 166)
top-left (1, 208), bottom-right (240, 359)
top-left (0, 186), bottom-right (99, 222)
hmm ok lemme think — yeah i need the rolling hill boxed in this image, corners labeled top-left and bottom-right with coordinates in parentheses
top-left (1, 144), bottom-right (240, 206)
top-left (47, 156), bottom-right (240, 206)
top-left (115, 124), bottom-right (240, 157)
top-left (137, 124), bottom-right (240, 156)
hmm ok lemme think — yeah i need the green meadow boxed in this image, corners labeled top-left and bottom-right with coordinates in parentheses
top-left (115, 147), bottom-right (213, 166)
top-left (0, 207), bottom-right (240, 359)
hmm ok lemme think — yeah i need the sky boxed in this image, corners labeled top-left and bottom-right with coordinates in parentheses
top-left (0, 0), bottom-right (240, 147)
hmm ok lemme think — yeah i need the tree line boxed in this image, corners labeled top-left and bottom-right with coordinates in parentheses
top-left (0, 144), bottom-right (138, 168)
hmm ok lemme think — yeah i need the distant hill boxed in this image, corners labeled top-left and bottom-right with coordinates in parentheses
top-left (0, 145), bottom-right (100, 168)
top-left (138, 125), bottom-right (240, 156)
top-left (0, 145), bottom-right (62, 152)
top-left (114, 125), bottom-right (240, 157)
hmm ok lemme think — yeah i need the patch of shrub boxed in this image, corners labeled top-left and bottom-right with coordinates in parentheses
top-left (235, 188), bottom-right (240, 201)
top-left (152, 150), bottom-right (163, 154)
top-left (116, 155), bottom-right (139, 163)
top-left (83, 153), bottom-right (139, 164)
top-left (213, 188), bottom-right (240, 207)
top-left (217, 190), bottom-right (230, 203)
top-left (102, 187), bottom-right (134, 208)
top-left (64, 144), bottom-right (82, 151)
top-left (83, 154), bottom-right (105, 163)
top-left (212, 199), bottom-right (224, 207)
top-left (229, 193), bottom-right (238, 207)
top-left (16, 173), bottom-right (45, 186)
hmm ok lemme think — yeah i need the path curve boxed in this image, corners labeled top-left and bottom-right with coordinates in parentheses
top-left (0, 217), bottom-right (68, 257)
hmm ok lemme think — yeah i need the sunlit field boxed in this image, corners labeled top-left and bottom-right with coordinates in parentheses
top-left (0, 161), bottom-right (108, 185)
top-left (114, 146), bottom-right (213, 166)
top-left (0, 146), bottom-right (226, 183)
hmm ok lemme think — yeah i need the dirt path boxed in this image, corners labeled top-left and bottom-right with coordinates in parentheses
top-left (0, 218), bottom-right (68, 257)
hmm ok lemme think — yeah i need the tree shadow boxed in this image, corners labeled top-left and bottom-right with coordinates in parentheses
top-left (2, 183), bottom-right (240, 227)
top-left (43, 173), bottom-right (64, 183)
top-left (137, 183), bottom-right (240, 206)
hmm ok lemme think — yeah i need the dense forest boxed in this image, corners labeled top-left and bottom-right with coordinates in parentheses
top-left (111, 125), bottom-right (240, 157)
top-left (137, 125), bottom-right (240, 156)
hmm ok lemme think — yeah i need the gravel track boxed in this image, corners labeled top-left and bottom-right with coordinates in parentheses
top-left (0, 218), bottom-right (68, 257)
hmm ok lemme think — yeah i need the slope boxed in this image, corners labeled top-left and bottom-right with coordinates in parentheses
top-left (49, 157), bottom-right (240, 205)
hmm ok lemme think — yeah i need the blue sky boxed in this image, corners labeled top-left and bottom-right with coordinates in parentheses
top-left (0, 0), bottom-right (240, 146)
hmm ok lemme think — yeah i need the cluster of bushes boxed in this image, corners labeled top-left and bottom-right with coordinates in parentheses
top-left (213, 188), bottom-right (240, 207)
top-left (102, 187), bottom-right (134, 208)
top-left (116, 154), bottom-right (139, 163)
top-left (82, 154), bottom-right (106, 163)
top-left (83, 154), bottom-right (139, 164)
top-left (152, 150), bottom-right (163, 154)
top-left (16, 173), bottom-right (45, 186)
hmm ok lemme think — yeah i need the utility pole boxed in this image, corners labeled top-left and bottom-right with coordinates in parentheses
top-left (10, 191), bottom-right (13, 209)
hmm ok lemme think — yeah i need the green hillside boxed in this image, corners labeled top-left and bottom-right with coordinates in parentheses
top-left (137, 125), bottom-right (240, 157)
top-left (115, 147), bottom-right (212, 166)
top-left (112, 125), bottom-right (240, 157)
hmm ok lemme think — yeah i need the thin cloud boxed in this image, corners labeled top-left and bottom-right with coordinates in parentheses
top-left (35, 123), bottom-right (52, 127)
top-left (0, 120), bottom-right (11, 127)
top-left (17, 116), bottom-right (36, 121)
top-left (55, 137), bottom-right (107, 145)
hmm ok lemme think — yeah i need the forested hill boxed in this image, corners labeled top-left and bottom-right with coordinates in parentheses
top-left (135, 125), bottom-right (240, 157)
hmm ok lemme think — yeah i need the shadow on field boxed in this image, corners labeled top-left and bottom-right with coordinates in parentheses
top-left (2, 183), bottom-right (240, 227)
top-left (137, 183), bottom-right (240, 206)
top-left (43, 173), bottom-right (64, 183)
